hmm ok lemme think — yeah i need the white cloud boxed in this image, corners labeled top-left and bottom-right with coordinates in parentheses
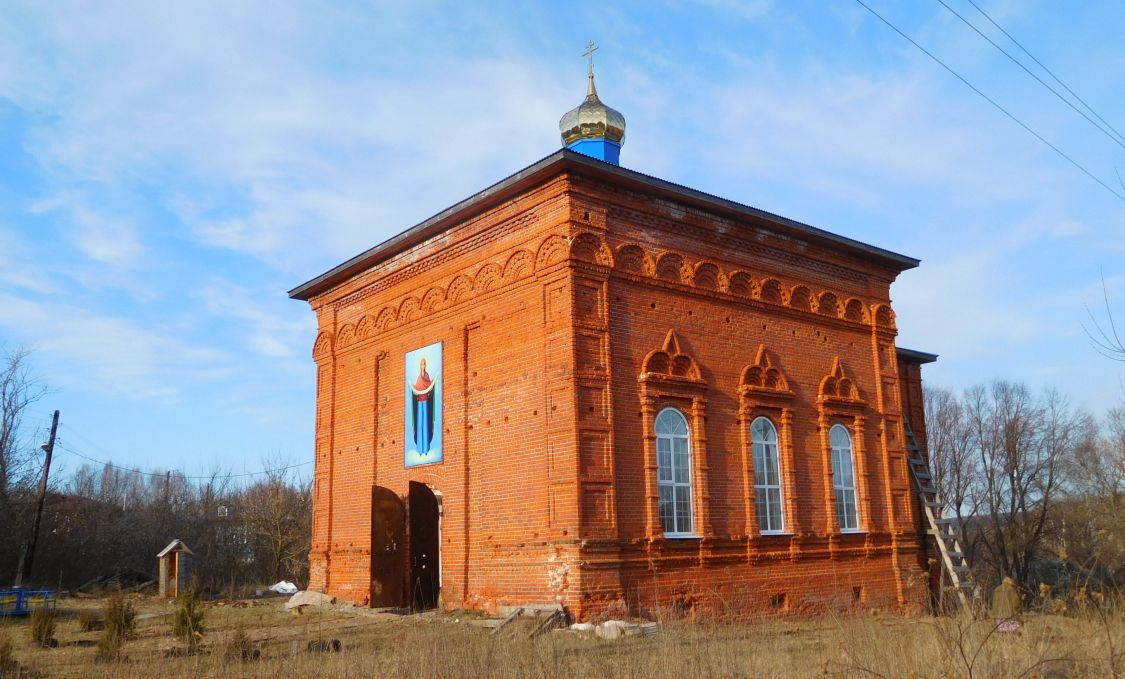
top-left (2, 4), bottom-right (1121, 382)
top-left (0, 292), bottom-right (230, 400)
top-left (1043, 273), bottom-right (1125, 350)
top-left (3, 5), bottom-right (572, 274)
top-left (197, 283), bottom-right (308, 360)
top-left (692, 67), bottom-right (1056, 209)
top-left (894, 249), bottom-right (1039, 360)
top-left (0, 227), bottom-right (57, 294)
top-left (29, 193), bottom-right (144, 267)
top-left (673, 0), bottom-right (773, 19)
top-left (68, 203), bottom-right (143, 266)
top-left (1000, 214), bottom-right (1090, 247)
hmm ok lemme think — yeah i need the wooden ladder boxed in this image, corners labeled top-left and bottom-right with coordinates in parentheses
top-left (903, 417), bottom-right (974, 610)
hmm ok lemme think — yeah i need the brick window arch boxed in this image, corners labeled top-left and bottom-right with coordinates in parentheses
top-left (830, 424), bottom-right (860, 532)
top-left (751, 416), bottom-right (784, 533)
top-left (738, 344), bottom-right (797, 538)
top-left (640, 329), bottom-right (711, 540)
top-left (655, 407), bottom-right (695, 537)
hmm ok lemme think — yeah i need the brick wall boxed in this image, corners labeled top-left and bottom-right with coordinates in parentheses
top-left (298, 159), bottom-right (930, 619)
top-left (898, 355), bottom-right (940, 601)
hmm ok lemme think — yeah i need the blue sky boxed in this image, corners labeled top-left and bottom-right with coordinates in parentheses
top-left (2, 0), bottom-right (1123, 478)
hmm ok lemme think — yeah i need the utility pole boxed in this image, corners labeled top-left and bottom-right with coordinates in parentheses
top-left (16, 409), bottom-right (58, 587)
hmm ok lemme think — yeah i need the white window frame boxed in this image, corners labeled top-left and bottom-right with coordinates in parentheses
top-left (830, 423), bottom-right (861, 532)
top-left (655, 407), bottom-right (696, 538)
top-left (751, 416), bottom-right (785, 534)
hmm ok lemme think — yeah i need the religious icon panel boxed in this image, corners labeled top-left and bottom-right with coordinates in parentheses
top-left (404, 342), bottom-right (443, 467)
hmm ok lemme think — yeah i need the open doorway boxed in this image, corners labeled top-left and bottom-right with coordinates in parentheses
top-left (408, 481), bottom-right (440, 610)
top-left (371, 485), bottom-right (405, 607)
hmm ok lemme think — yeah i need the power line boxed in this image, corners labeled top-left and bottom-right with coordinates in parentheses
top-left (60, 423), bottom-right (138, 462)
top-left (54, 442), bottom-right (311, 480)
top-left (57, 422), bottom-right (313, 480)
top-left (965, 0), bottom-right (1125, 146)
top-left (936, 0), bottom-right (1125, 151)
top-left (853, 0), bottom-right (1125, 204)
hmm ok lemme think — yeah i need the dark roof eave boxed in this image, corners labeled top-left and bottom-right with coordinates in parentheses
top-left (289, 149), bottom-right (920, 302)
top-left (562, 152), bottom-right (920, 272)
top-left (896, 347), bottom-right (939, 364)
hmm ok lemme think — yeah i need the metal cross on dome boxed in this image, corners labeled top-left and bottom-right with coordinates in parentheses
top-left (583, 40), bottom-right (598, 76)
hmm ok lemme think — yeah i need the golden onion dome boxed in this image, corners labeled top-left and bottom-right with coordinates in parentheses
top-left (559, 72), bottom-right (626, 146)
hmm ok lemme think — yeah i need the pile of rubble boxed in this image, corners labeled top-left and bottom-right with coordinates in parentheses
top-left (570, 619), bottom-right (659, 640)
top-left (284, 590), bottom-right (336, 614)
top-left (476, 604), bottom-right (659, 641)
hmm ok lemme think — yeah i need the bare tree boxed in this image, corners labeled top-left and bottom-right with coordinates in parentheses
top-left (963, 383), bottom-right (1088, 584)
top-left (1056, 406), bottom-right (1125, 584)
top-left (1070, 405), bottom-right (1125, 503)
top-left (1084, 272), bottom-right (1124, 362)
top-left (924, 385), bottom-right (982, 563)
top-left (0, 346), bottom-right (47, 503)
top-left (238, 465), bottom-right (311, 585)
top-left (0, 346), bottom-right (48, 580)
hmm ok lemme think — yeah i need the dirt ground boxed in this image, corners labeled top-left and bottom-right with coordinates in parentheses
top-left (0, 594), bottom-right (1121, 678)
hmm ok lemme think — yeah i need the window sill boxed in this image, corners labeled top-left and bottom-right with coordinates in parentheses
top-left (664, 534), bottom-right (701, 540)
top-left (839, 529), bottom-right (868, 535)
top-left (759, 531), bottom-right (794, 537)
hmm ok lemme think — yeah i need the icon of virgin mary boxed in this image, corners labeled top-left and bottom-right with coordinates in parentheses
top-left (410, 357), bottom-right (436, 455)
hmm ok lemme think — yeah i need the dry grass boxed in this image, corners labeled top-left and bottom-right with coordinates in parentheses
top-left (75, 611), bottom-right (101, 633)
top-left (0, 595), bottom-right (1120, 678)
top-left (28, 609), bottom-right (55, 647)
top-left (0, 628), bottom-right (12, 669)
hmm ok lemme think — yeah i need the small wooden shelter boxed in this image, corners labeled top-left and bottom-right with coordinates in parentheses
top-left (157, 539), bottom-right (195, 598)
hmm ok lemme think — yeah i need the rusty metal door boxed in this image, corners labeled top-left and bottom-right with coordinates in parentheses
top-left (408, 481), bottom-right (440, 610)
top-left (371, 485), bottom-right (405, 607)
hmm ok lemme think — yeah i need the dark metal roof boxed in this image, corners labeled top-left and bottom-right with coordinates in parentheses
top-left (896, 347), bottom-right (939, 364)
top-left (289, 148), bottom-right (920, 301)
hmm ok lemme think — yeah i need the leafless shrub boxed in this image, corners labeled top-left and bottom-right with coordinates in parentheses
top-left (223, 625), bottom-right (258, 662)
top-left (172, 589), bottom-right (205, 650)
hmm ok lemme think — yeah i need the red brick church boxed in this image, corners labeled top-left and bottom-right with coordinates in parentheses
top-left (289, 61), bottom-right (937, 619)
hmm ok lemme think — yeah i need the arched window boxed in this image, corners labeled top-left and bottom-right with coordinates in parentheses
top-left (655, 408), bottom-right (694, 537)
top-left (830, 424), bottom-right (860, 532)
top-left (751, 417), bottom-right (784, 533)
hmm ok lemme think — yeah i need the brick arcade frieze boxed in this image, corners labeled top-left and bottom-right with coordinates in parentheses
top-left (311, 230), bottom-right (898, 361)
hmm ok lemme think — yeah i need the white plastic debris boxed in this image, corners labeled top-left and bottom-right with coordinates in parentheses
top-left (570, 622), bottom-right (594, 632)
top-left (269, 580), bottom-right (299, 595)
top-left (595, 620), bottom-right (629, 640)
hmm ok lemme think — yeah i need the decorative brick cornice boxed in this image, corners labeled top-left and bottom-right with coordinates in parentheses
top-left (328, 210), bottom-right (542, 310)
top-left (312, 226), bottom-right (899, 360)
top-left (606, 240), bottom-right (895, 332)
top-left (602, 200), bottom-right (879, 284)
top-left (312, 331), bottom-right (333, 360)
top-left (315, 231), bottom-right (571, 358)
